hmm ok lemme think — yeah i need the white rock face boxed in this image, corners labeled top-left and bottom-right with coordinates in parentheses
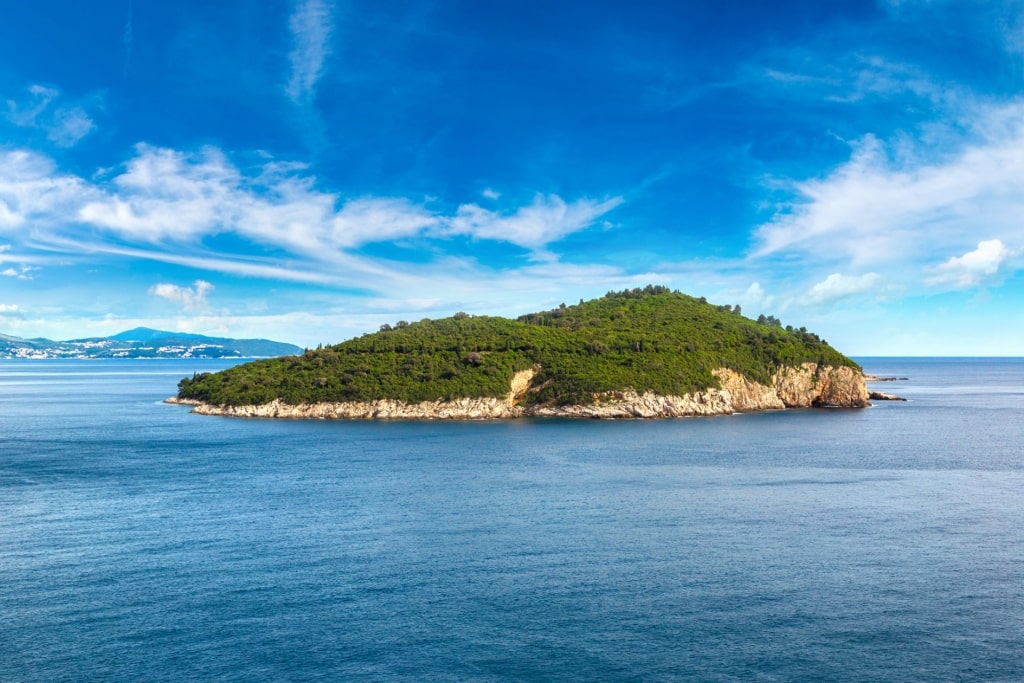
top-left (506, 366), bottom-right (538, 406)
top-left (168, 362), bottom-right (869, 420)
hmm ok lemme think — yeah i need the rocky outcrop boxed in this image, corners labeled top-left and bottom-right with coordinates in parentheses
top-left (864, 374), bottom-right (907, 401)
top-left (869, 391), bottom-right (907, 401)
top-left (168, 362), bottom-right (869, 420)
top-left (773, 363), bottom-right (870, 408)
top-left (507, 366), bottom-right (538, 405)
top-left (716, 368), bottom-right (786, 411)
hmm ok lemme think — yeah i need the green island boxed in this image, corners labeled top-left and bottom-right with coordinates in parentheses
top-left (174, 286), bottom-right (868, 419)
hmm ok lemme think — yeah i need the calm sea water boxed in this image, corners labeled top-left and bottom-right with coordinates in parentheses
top-left (2, 357), bottom-right (1023, 681)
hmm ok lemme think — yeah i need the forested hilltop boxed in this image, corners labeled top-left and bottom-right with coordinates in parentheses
top-left (176, 287), bottom-right (859, 409)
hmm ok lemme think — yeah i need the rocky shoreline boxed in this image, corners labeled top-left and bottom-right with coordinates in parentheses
top-left (167, 363), bottom-right (871, 420)
top-left (865, 373), bottom-right (909, 401)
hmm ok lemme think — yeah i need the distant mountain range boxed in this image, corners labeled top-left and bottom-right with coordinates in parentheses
top-left (0, 327), bottom-right (302, 359)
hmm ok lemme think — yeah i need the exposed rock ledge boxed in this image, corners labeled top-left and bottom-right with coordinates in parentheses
top-left (869, 391), bottom-right (907, 402)
top-left (166, 363), bottom-right (868, 420)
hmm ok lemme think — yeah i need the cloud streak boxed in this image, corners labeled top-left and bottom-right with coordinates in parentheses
top-left (286, 0), bottom-right (334, 105)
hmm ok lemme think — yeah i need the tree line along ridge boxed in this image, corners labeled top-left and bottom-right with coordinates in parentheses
top-left (177, 287), bottom-right (858, 407)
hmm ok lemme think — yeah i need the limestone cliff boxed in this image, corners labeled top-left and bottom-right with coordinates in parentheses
top-left (167, 362), bottom-right (868, 420)
top-left (772, 363), bottom-right (870, 408)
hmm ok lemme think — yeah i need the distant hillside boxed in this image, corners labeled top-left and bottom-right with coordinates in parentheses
top-left (0, 328), bottom-right (301, 359)
top-left (109, 327), bottom-right (187, 343)
top-left (176, 287), bottom-right (862, 412)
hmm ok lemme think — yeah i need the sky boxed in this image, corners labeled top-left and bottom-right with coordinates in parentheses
top-left (1, 0), bottom-right (1023, 355)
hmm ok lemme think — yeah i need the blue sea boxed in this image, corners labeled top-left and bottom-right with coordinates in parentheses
top-left (2, 358), bottom-right (1023, 681)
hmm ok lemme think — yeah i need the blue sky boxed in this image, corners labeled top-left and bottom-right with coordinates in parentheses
top-left (1, 0), bottom-right (1023, 354)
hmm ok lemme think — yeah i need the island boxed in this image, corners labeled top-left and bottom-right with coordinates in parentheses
top-left (171, 286), bottom-right (870, 419)
top-left (0, 327), bottom-right (301, 359)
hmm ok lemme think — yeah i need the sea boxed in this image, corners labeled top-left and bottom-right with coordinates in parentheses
top-left (1, 357), bottom-right (1023, 682)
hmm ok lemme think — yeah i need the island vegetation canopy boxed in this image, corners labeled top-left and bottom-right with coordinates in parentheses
top-left (177, 287), bottom-right (858, 407)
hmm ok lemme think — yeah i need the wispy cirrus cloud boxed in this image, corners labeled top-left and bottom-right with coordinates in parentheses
top-left (48, 107), bottom-right (96, 147)
top-left (753, 54), bottom-right (951, 107)
top-left (0, 149), bottom-right (98, 229)
top-left (5, 84), bottom-right (58, 126)
top-left (798, 272), bottom-right (884, 307)
top-left (4, 84), bottom-right (97, 147)
top-left (332, 198), bottom-right (439, 248)
top-left (286, 0), bottom-right (334, 105)
top-left (2, 144), bottom-right (624, 293)
top-left (754, 102), bottom-right (1024, 281)
top-left (78, 145), bottom-right (243, 242)
top-left (447, 194), bottom-right (624, 254)
top-left (72, 145), bottom-right (622, 256)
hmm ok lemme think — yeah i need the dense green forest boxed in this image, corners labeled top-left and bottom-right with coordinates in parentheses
top-left (177, 287), bottom-right (859, 407)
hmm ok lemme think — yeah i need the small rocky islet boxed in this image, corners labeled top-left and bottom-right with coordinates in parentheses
top-left (171, 286), bottom-right (885, 420)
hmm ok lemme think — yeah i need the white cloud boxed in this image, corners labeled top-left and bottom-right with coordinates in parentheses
top-left (926, 239), bottom-right (1012, 289)
top-left (48, 107), bottom-right (96, 147)
top-left (799, 272), bottom-right (883, 306)
top-left (5, 85), bottom-right (57, 127)
top-left (1, 265), bottom-right (33, 280)
top-left (76, 146), bottom-right (438, 253)
top-left (827, 56), bottom-right (946, 105)
top-left (66, 145), bottom-right (622, 265)
top-left (742, 281), bottom-right (774, 309)
top-left (79, 145), bottom-right (241, 241)
top-left (4, 85), bottom-right (96, 147)
top-left (331, 197), bottom-right (438, 248)
top-left (0, 149), bottom-right (97, 229)
top-left (0, 142), bottom-right (630, 323)
top-left (286, 0), bottom-right (334, 105)
top-left (748, 49), bottom-right (957, 112)
top-left (149, 280), bottom-right (214, 310)
top-left (706, 280), bottom-right (777, 313)
top-left (0, 303), bottom-right (21, 314)
top-left (755, 102), bottom-right (1024, 272)
top-left (482, 188), bottom-right (501, 200)
top-left (447, 194), bottom-right (624, 251)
